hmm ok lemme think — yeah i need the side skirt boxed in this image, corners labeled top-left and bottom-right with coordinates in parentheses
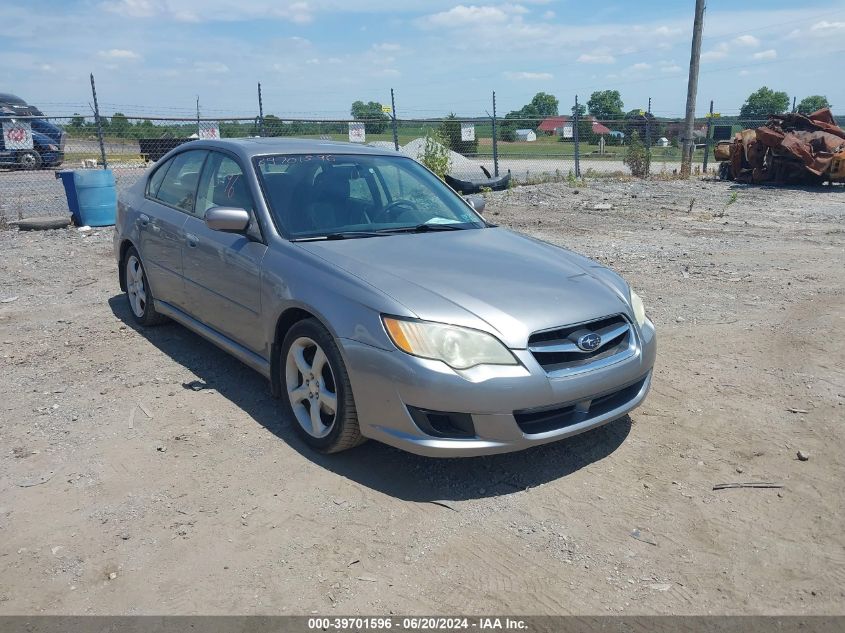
top-left (154, 300), bottom-right (272, 379)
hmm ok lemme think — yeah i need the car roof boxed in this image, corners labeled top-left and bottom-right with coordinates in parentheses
top-left (0, 93), bottom-right (28, 105)
top-left (187, 137), bottom-right (401, 160)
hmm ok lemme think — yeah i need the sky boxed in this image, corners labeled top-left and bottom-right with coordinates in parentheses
top-left (1, 0), bottom-right (844, 121)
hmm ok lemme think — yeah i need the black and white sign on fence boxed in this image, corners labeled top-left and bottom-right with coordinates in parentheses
top-left (348, 122), bottom-right (366, 143)
top-left (198, 121), bottom-right (220, 140)
top-left (2, 121), bottom-right (34, 150)
top-left (460, 122), bottom-right (475, 142)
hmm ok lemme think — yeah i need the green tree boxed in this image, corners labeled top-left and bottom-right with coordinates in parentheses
top-left (69, 113), bottom-right (85, 129)
top-left (623, 108), bottom-right (656, 144)
top-left (587, 90), bottom-right (624, 122)
top-left (526, 92), bottom-right (558, 117)
top-left (498, 92), bottom-right (559, 140)
top-left (350, 100), bottom-right (389, 134)
top-left (109, 112), bottom-right (132, 138)
top-left (739, 87), bottom-right (790, 120)
top-left (438, 113), bottom-right (478, 156)
top-left (796, 95), bottom-right (830, 115)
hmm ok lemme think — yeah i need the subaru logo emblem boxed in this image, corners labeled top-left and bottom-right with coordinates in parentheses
top-left (577, 333), bottom-right (602, 351)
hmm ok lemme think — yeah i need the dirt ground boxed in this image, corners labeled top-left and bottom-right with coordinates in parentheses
top-left (0, 177), bottom-right (843, 615)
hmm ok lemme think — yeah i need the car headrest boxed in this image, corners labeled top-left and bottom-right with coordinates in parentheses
top-left (313, 166), bottom-right (352, 201)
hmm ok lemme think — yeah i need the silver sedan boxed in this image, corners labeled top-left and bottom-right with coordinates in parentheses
top-left (114, 138), bottom-right (656, 456)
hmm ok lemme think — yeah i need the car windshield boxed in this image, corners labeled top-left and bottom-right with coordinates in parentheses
top-left (253, 153), bottom-right (487, 240)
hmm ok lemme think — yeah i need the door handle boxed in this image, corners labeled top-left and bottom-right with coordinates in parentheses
top-left (185, 233), bottom-right (199, 248)
top-left (139, 213), bottom-right (150, 227)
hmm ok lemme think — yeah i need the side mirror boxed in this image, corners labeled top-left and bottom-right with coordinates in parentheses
top-left (205, 207), bottom-right (250, 233)
top-left (465, 195), bottom-right (486, 214)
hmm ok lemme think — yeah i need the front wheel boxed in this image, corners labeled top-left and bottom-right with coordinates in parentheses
top-left (281, 319), bottom-right (364, 453)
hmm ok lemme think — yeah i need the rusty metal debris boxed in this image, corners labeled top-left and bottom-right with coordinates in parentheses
top-left (715, 108), bottom-right (845, 185)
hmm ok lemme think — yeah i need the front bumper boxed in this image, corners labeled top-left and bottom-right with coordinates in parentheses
top-left (340, 319), bottom-right (656, 457)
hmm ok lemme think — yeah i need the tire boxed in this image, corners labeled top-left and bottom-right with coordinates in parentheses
top-left (17, 150), bottom-right (42, 171)
top-left (281, 319), bottom-right (365, 453)
top-left (123, 247), bottom-right (167, 326)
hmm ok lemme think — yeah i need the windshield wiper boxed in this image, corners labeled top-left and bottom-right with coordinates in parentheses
top-left (378, 223), bottom-right (467, 234)
top-left (292, 231), bottom-right (387, 242)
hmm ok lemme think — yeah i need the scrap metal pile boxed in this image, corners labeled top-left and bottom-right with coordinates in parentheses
top-left (715, 108), bottom-right (845, 184)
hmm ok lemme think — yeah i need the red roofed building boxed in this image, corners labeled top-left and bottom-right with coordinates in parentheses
top-left (538, 116), bottom-right (612, 137)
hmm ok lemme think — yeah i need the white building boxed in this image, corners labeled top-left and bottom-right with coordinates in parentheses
top-left (515, 129), bottom-right (537, 142)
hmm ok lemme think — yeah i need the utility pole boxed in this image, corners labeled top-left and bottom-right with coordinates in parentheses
top-left (680, 0), bottom-right (706, 178)
top-left (792, 96), bottom-right (797, 113)
top-left (196, 95), bottom-right (201, 136)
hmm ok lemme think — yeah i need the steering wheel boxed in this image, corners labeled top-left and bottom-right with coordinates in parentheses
top-left (381, 199), bottom-right (418, 221)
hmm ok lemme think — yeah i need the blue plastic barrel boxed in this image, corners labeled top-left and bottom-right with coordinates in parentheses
top-left (55, 169), bottom-right (116, 226)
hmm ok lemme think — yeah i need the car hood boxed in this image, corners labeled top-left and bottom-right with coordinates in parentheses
top-left (296, 227), bottom-right (631, 348)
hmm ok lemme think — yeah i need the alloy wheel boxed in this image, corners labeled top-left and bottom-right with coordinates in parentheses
top-left (125, 254), bottom-right (148, 318)
top-left (285, 336), bottom-right (339, 438)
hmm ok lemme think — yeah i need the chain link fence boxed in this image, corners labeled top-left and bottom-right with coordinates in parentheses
top-left (1, 109), bottom-right (754, 221)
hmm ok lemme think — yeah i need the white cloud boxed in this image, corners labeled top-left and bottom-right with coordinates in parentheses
top-left (422, 5), bottom-right (509, 27)
top-left (732, 34), bottom-right (760, 47)
top-left (193, 61), bottom-right (229, 73)
top-left (655, 25), bottom-right (682, 37)
top-left (577, 53), bottom-right (615, 64)
top-left (372, 42), bottom-right (402, 52)
top-left (811, 20), bottom-right (845, 32)
top-left (100, 0), bottom-right (160, 18)
top-left (97, 48), bottom-right (141, 60)
top-left (701, 49), bottom-right (727, 61)
top-left (630, 62), bottom-right (651, 71)
top-left (752, 49), bottom-right (777, 60)
top-left (661, 64), bottom-right (682, 73)
top-left (542, 10), bottom-right (555, 19)
top-left (504, 71), bottom-right (553, 80)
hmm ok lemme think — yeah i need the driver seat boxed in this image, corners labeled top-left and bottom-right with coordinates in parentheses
top-left (307, 167), bottom-right (352, 230)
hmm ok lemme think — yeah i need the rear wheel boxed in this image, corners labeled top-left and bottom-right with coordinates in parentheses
top-left (281, 319), bottom-right (364, 453)
top-left (124, 247), bottom-right (167, 326)
top-left (17, 150), bottom-right (42, 171)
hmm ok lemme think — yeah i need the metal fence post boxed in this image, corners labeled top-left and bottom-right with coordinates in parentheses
top-left (703, 99), bottom-right (713, 173)
top-left (90, 73), bottom-right (107, 169)
top-left (645, 96), bottom-right (652, 177)
top-left (258, 82), bottom-right (265, 137)
top-left (492, 91), bottom-right (500, 177)
top-left (573, 95), bottom-right (581, 178)
top-left (390, 88), bottom-right (399, 152)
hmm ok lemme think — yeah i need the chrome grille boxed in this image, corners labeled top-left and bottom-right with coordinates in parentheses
top-left (528, 314), bottom-right (635, 375)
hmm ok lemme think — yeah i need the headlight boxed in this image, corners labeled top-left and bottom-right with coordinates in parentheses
top-left (630, 290), bottom-right (647, 327)
top-left (382, 316), bottom-right (517, 369)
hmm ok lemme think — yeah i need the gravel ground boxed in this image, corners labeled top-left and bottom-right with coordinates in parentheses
top-left (0, 177), bottom-right (843, 615)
